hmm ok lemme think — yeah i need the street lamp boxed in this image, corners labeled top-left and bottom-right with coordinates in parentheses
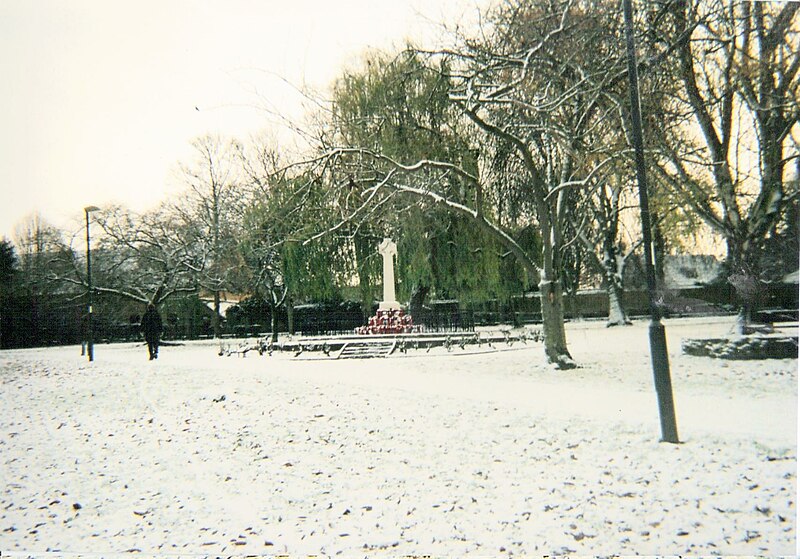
top-left (623, 0), bottom-right (679, 443)
top-left (84, 205), bottom-right (100, 362)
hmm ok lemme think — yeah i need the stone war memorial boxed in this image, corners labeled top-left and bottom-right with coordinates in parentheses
top-left (355, 238), bottom-right (416, 335)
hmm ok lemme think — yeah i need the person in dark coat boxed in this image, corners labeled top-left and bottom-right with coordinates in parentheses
top-left (140, 303), bottom-right (163, 360)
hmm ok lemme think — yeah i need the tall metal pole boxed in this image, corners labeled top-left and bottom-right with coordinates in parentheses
top-left (84, 206), bottom-right (99, 362)
top-left (622, 0), bottom-right (680, 443)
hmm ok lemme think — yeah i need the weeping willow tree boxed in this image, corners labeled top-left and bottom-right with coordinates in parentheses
top-left (324, 48), bottom-right (529, 319)
top-left (234, 141), bottom-right (347, 340)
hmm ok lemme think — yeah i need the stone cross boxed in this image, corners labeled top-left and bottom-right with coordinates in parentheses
top-left (378, 237), bottom-right (400, 310)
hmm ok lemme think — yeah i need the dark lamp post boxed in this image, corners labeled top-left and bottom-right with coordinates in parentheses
top-left (622, 0), bottom-right (680, 443)
top-left (84, 205), bottom-right (100, 362)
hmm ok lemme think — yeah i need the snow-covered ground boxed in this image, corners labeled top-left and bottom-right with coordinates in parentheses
top-left (1, 316), bottom-right (796, 556)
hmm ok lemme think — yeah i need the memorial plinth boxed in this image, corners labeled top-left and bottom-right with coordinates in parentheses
top-left (356, 308), bottom-right (416, 335)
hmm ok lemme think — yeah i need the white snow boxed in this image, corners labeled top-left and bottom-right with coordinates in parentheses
top-left (1, 316), bottom-right (796, 556)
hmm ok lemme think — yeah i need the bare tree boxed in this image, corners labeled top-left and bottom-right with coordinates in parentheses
top-left (173, 134), bottom-right (246, 337)
top-left (13, 213), bottom-right (68, 291)
top-left (654, 0), bottom-right (799, 331)
top-left (571, 172), bottom-right (641, 326)
top-left (438, 0), bottom-right (635, 366)
top-left (57, 205), bottom-right (197, 306)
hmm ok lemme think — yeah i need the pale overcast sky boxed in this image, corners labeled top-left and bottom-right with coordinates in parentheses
top-left (0, 0), bottom-right (486, 241)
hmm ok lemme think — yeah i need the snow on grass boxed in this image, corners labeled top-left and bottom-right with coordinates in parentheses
top-left (0, 316), bottom-right (796, 556)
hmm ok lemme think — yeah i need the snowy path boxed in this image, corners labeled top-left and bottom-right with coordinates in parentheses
top-left (1, 316), bottom-right (796, 556)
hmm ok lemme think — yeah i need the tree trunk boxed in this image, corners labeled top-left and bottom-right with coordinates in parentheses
top-left (598, 235), bottom-right (632, 327)
top-left (270, 302), bottom-right (279, 343)
top-left (359, 286), bottom-right (372, 324)
top-left (653, 221), bottom-right (666, 286)
top-left (539, 279), bottom-right (576, 369)
top-left (212, 290), bottom-right (221, 338)
top-left (353, 235), bottom-right (374, 323)
top-left (605, 273), bottom-right (631, 327)
top-left (725, 238), bottom-right (761, 335)
top-left (536, 207), bottom-right (575, 369)
top-left (734, 304), bottom-right (753, 336)
top-left (409, 284), bottom-right (429, 324)
top-left (286, 293), bottom-right (295, 335)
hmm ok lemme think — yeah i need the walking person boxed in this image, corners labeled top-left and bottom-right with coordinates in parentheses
top-left (140, 303), bottom-right (163, 360)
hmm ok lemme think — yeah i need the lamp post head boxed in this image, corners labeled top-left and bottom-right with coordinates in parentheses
top-left (84, 205), bottom-right (100, 214)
